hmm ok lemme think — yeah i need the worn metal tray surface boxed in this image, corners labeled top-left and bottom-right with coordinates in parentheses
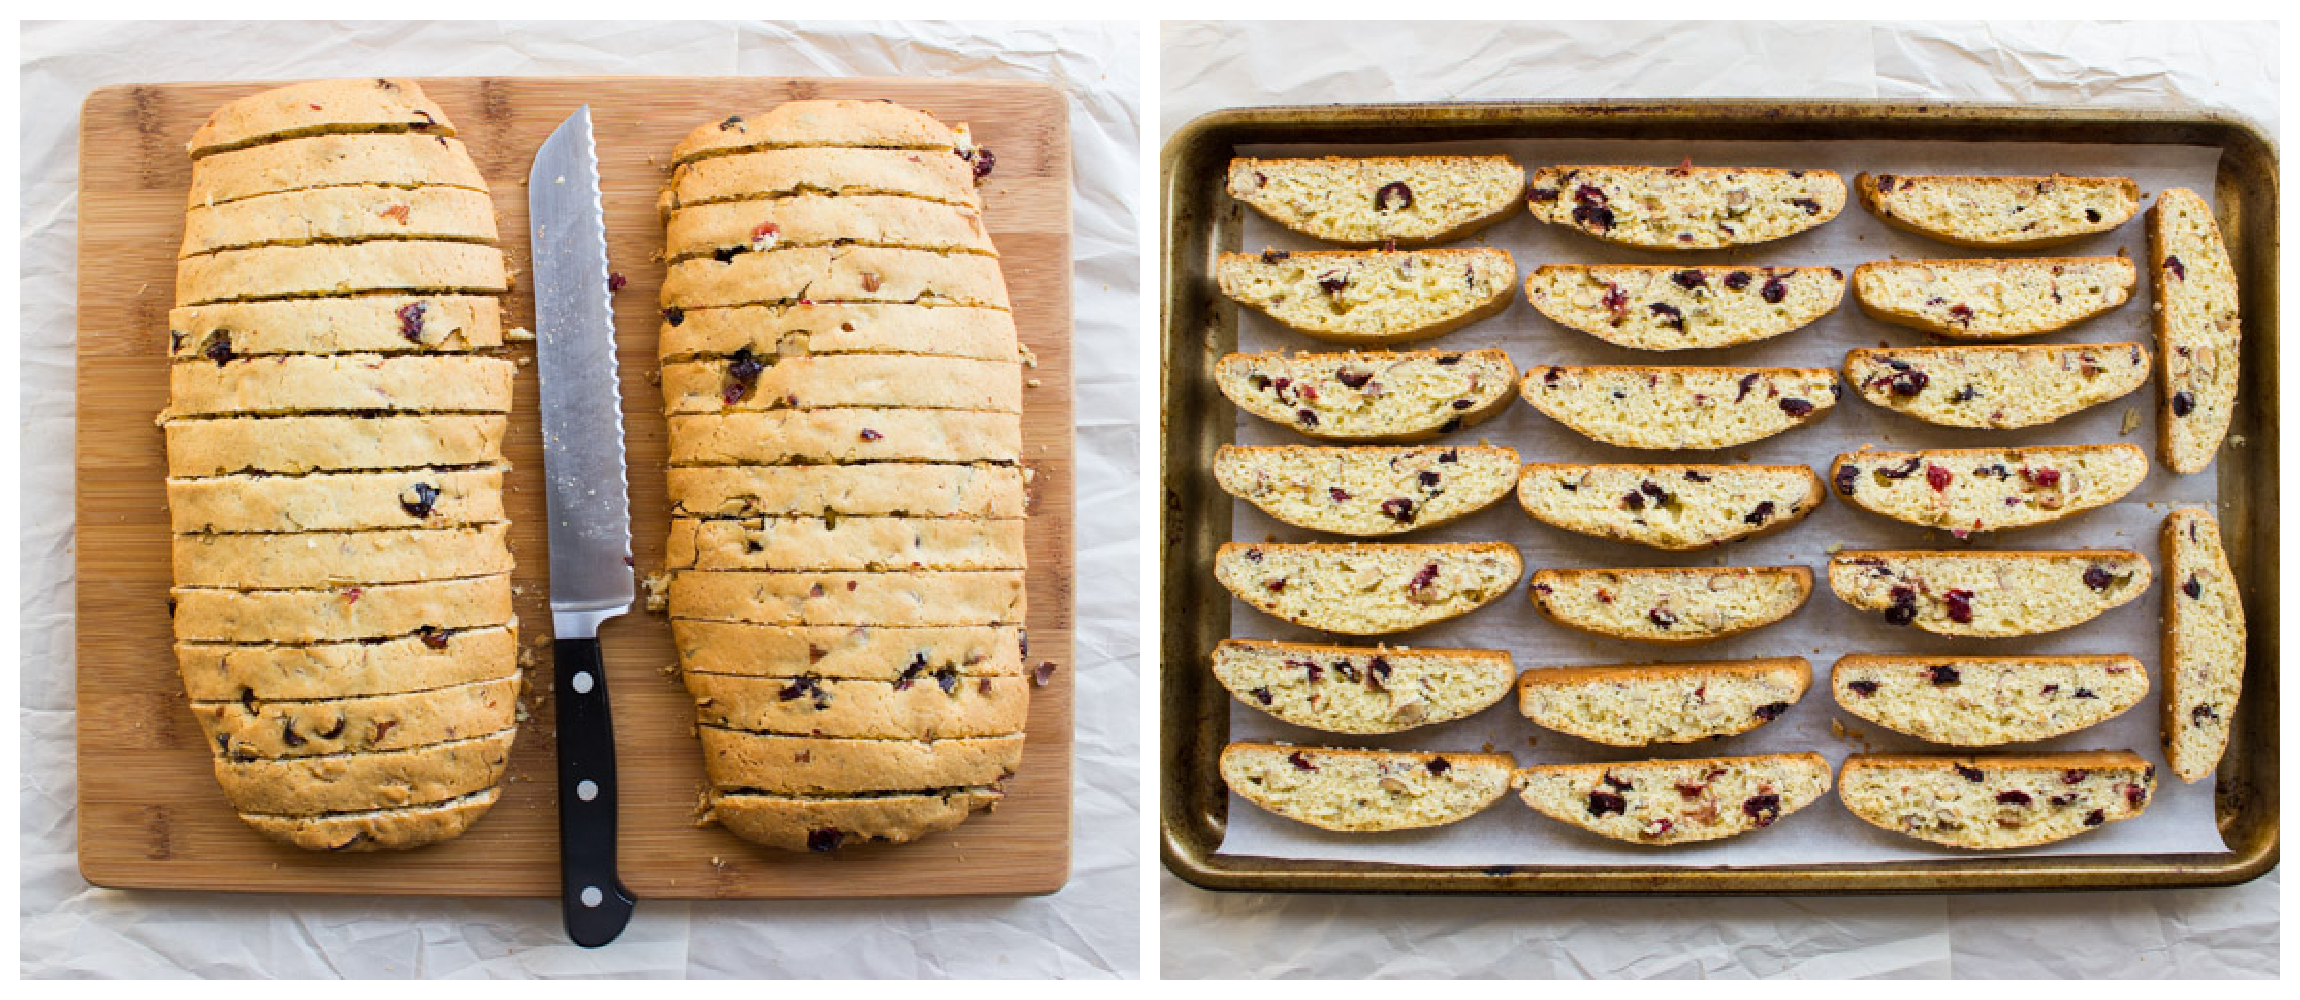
top-left (1159, 101), bottom-right (2278, 893)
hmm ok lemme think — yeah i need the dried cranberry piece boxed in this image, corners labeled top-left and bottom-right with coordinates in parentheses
top-left (859, 428), bottom-right (883, 442)
top-left (1570, 184), bottom-right (1615, 231)
top-left (1947, 304), bottom-right (1975, 327)
top-left (1368, 657), bottom-right (1391, 689)
top-left (2084, 809), bottom-right (2106, 826)
top-left (2171, 391), bottom-right (2195, 417)
top-left (895, 654), bottom-right (928, 690)
top-left (1600, 283), bottom-right (1630, 321)
top-left (1374, 181), bottom-right (1413, 211)
top-left (1602, 772), bottom-right (1633, 791)
top-left (713, 246), bottom-right (740, 263)
top-left (1884, 587), bottom-right (1918, 627)
top-left (1407, 562), bottom-right (1440, 593)
top-left (1735, 372), bottom-right (1761, 402)
top-left (1847, 679), bottom-right (1880, 697)
top-left (1288, 751), bottom-right (1316, 771)
top-left (279, 721), bottom-right (306, 747)
top-left (1723, 271), bottom-right (1753, 291)
top-left (2086, 208), bottom-right (2102, 223)
top-left (1942, 590), bottom-right (1974, 623)
top-left (1997, 791), bottom-right (2032, 806)
top-left (394, 301), bottom-right (429, 344)
top-left (1743, 501), bottom-right (1776, 526)
top-left (1742, 794), bottom-right (1782, 826)
top-left (807, 828), bottom-right (845, 852)
top-left (1950, 385), bottom-right (1981, 403)
top-left (2164, 255), bottom-right (2186, 280)
top-left (1332, 659), bottom-right (1359, 682)
top-left (1778, 397), bottom-right (1814, 417)
top-left (1317, 272), bottom-right (1349, 295)
top-left (1753, 701), bottom-right (1789, 721)
top-left (1874, 173), bottom-right (1895, 189)
top-left (607, 271), bottom-right (628, 292)
top-left (1670, 269), bottom-right (1707, 290)
top-left (1438, 449), bottom-right (1458, 463)
top-left (1335, 367), bottom-right (1372, 388)
top-left (1417, 470), bottom-right (1440, 488)
top-left (1649, 302), bottom-right (1685, 331)
top-left (1586, 790), bottom-right (1628, 816)
top-left (1379, 498), bottom-right (1417, 523)
top-left (2182, 574), bottom-right (2202, 599)
top-left (1425, 755), bottom-right (1449, 776)
top-left (1528, 187), bottom-right (1560, 202)
top-left (966, 146), bottom-right (997, 180)
top-left (2124, 783), bottom-right (2148, 808)
top-left (1684, 470), bottom-right (1712, 483)
top-left (400, 482), bottom-right (440, 519)
top-left (1791, 198), bottom-right (1822, 215)
top-left (1929, 664), bottom-right (1962, 685)
top-left (1261, 249), bottom-right (1290, 264)
top-left (717, 114), bottom-right (743, 131)
top-left (2073, 687), bottom-right (2098, 699)
top-left (1243, 548), bottom-right (1262, 562)
top-left (1833, 465), bottom-right (1859, 496)
top-left (417, 627), bottom-right (450, 650)
top-left (2191, 703), bottom-right (2219, 725)
top-left (722, 347), bottom-right (767, 405)
top-left (1296, 409), bottom-right (1319, 427)
top-left (1251, 686), bottom-right (1273, 705)
top-left (1760, 276), bottom-right (1788, 303)
top-left (1954, 764), bottom-right (1985, 782)
top-left (664, 306), bottom-right (686, 326)
top-left (1641, 818), bottom-right (1676, 840)
top-left (2082, 566), bottom-right (2115, 591)
top-left (1889, 370), bottom-right (1930, 396)
top-left (1327, 486), bottom-right (1352, 502)
top-left (2024, 466), bottom-right (2062, 487)
top-left (778, 676), bottom-right (822, 702)
top-left (1647, 608), bottom-right (1677, 630)
top-left (2063, 769), bottom-right (2090, 784)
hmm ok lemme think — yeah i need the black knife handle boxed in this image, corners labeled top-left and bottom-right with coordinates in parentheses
top-left (554, 635), bottom-right (633, 947)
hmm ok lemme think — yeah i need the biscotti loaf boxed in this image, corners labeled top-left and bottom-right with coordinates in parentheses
top-left (165, 354), bottom-right (516, 418)
top-left (1215, 542), bottom-right (1521, 635)
top-left (1826, 444), bottom-right (2147, 533)
top-left (658, 302), bottom-right (1018, 362)
top-left (1211, 638), bottom-right (1514, 734)
top-left (170, 296), bottom-right (504, 356)
top-left (175, 242), bottom-right (509, 306)
top-left (666, 410), bottom-right (1020, 466)
top-left (167, 467), bottom-right (507, 533)
top-left (1527, 165), bottom-right (1844, 249)
top-left (1852, 256), bottom-right (2135, 339)
top-left (1515, 464), bottom-right (1821, 550)
top-left (2162, 507), bottom-right (2245, 782)
top-left (1213, 443), bottom-right (1518, 536)
top-left (180, 185), bottom-right (499, 257)
top-left (242, 789), bottom-right (498, 852)
top-left (1216, 349), bottom-right (1516, 441)
top-left (1513, 753), bottom-right (1832, 844)
top-left (1838, 751), bottom-right (2154, 848)
top-left (664, 195), bottom-right (994, 262)
top-left (702, 788), bottom-right (1004, 853)
top-left (188, 77), bottom-right (455, 157)
top-left (165, 414), bottom-right (507, 476)
top-left (1220, 742), bottom-right (1516, 832)
top-left (1856, 173), bottom-right (2140, 249)
top-left (177, 626), bottom-right (520, 701)
top-left (672, 622), bottom-right (1025, 679)
top-left (1216, 248), bottom-right (1516, 345)
top-left (661, 245), bottom-right (1009, 311)
top-left (1828, 550), bottom-right (2149, 637)
top-left (1528, 566), bottom-right (1810, 645)
top-left (195, 675), bottom-right (520, 760)
top-left (663, 517), bottom-right (1025, 572)
top-left (1524, 265), bottom-right (1843, 351)
top-left (1831, 654), bottom-right (2146, 746)
top-left (1515, 658), bottom-right (1810, 746)
top-left (659, 354), bottom-right (1020, 414)
top-left (2151, 188), bottom-right (2242, 474)
top-left (1843, 343), bottom-right (2149, 429)
top-left (188, 133), bottom-right (487, 207)
top-left (1520, 365), bottom-right (1838, 450)
top-left (671, 100), bottom-right (974, 163)
top-left (1226, 155), bottom-right (1526, 245)
top-left (666, 464), bottom-right (1027, 520)
top-left (659, 147), bottom-right (983, 216)
top-left (697, 729), bottom-right (1024, 795)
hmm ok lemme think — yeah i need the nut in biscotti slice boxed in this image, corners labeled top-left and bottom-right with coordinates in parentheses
top-left (1528, 566), bottom-right (1811, 645)
top-left (1513, 753), bottom-right (1831, 844)
top-left (1217, 248), bottom-right (1515, 345)
top-left (1213, 443), bottom-right (1519, 537)
top-left (1856, 172), bottom-right (2140, 249)
top-left (1520, 364), bottom-right (1838, 451)
top-left (1212, 638), bottom-right (1514, 734)
top-left (1516, 658), bottom-right (1809, 746)
top-left (1524, 265), bottom-right (1843, 351)
top-left (1851, 256), bottom-right (2134, 339)
top-left (1838, 751), bottom-right (2154, 849)
top-left (1831, 654), bottom-right (2147, 746)
top-left (1516, 463), bottom-right (1822, 551)
top-left (2150, 187), bottom-right (2242, 475)
top-left (2161, 507), bottom-right (2245, 782)
top-left (1828, 549), bottom-right (2149, 637)
top-left (1215, 349), bottom-right (1516, 442)
top-left (1526, 165), bottom-right (1844, 249)
top-left (1220, 742), bottom-right (1515, 832)
top-left (1214, 542), bottom-right (1520, 636)
top-left (188, 77), bottom-right (457, 158)
top-left (1226, 155), bottom-right (1526, 245)
top-left (1844, 343), bottom-right (2150, 429)
top-left (1827, 444), bottom-right (2146, 535)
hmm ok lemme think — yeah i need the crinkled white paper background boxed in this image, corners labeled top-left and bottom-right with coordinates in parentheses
top-left (21, 19), bottom-right (1140, 979)
top-left (1162, 19), bottom-right (2276, 978)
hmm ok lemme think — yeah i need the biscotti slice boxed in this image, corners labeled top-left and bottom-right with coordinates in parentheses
top-left (1828, 550), bottom-right (2149, 637)
top-left (2152, 188), bottom-right (2243, 474)
top-left (1213, 443), bottom-right (1518, 536)
top-left (168, 467), bottom-right (506, 533)
top-left (667, 464), bottom-right (1025, 520)
top-left (674, 623), bottom-right (1025, 679)
top-left (1852, 256), bottom-right (2135, 339)
top-left (698, 730), bottom-right (1024, 795)
top-left (659, 147), bottom-right (982, 215)
top-left (165, 354), bottom-right (515, 418)
top-left (1528, 566), bottom-right (1811, 645)
top-left (672, 100), bottom-right (973, 163)
top-left (666, 410), bottom-right (1019, 466)
top-left (181, 185), bottom-right (499, 258)
top-left (1827, 444), bottom-right (2146, 534)
top-left (1214, 542), bottom-right (1521, 635)
top-left (1211, 638), bottom-right (1514, 734)
top-left (176, 625), bottom-right (519, 701)
top-left (1225, 155), bottom-right (1525, 245)
top-left (1216, 248), bottom-right (1516, 345)
top-left (659, 354), bottom-right (1020, 415)
top-left (1515, 658), bottom-right (1810, 746)
top-left (1215, 349), bottom-right (1516, 442)
top-left (687, 674), bottom-right (1027, 739)
top-left (665, 517), bottom-right (1024, 572)
top-left (1524, 265), bottom-right (1843, 351)
top-left (172, 525), bottom-right (513, 588)
top-left (1857, 172), bottom-right (2140, 249)
top-left (188, 77), bottom-right (456, 157)
top-left (1520, 365), bottom-right (1839, 450)
top-left (703, 788), bottom-right (1002, 852)
top-left (1514, 753), bottom-right (1831, 844)
top-left (171, 574), bottom-right (515, 643)
top-left (165, 414), bottom-right (506, 476)
top-left (175, 242), bottom-right (509, 307)
top-left (1839, 751), bottom-right (2154, 848)
top-left (664, 195), bottom-right (995, 263)
top-left (212, 728), bottom-right (515, 815)
top-left (658, 302), bottom-right (1018, 362)
top-left (1220, 742), bottom-right (1515, 832)
top-left (1516, 464), bottom-right (1822, 550)
top-left (188, 133), bottom-right (488, 207)
top-left (1831, 654), bottom-right (2147, 746)
top-left (668, 571), bottom-right (1025, 627)
top-left (1843, 343), bottom-right (2150, 429)
top-left (169, 296), bottom-right (503, 357)
top-left (1526, 165), bottom-right (1845, 249)
top-left (661, 246), bottom-right (1008, 311)
top-left (2162, 507), bottom-right (2246, 782)
top-left (241, 788), bottom-right (497, 852)
top-left (196, 675), bottom-right (520, 760)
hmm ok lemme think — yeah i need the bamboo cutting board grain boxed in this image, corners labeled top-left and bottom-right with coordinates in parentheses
top-left (76, 77), bottom-right (1075, 898)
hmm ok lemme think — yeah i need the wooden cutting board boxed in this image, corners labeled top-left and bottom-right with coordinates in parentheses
top-left (75, 77), bottom-right (1074, 898)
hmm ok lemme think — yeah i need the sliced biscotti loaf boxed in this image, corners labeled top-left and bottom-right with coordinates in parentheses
top-left (1211, 638), bottom-right (1514, 734)
top-left (687, 674), bottom-right (1027, 739)
top-left (168, 467), bottom-right (507, 533)
top-left (1826, 444), bottom-right (2147, 533)
top-left (1515, 658), bottom-right (1810, 746)
top-left (664, 517), bottom-right (1025, 572)
top-left (1216, 248), bottom-right (1516, 345)
top-left (188, 133), bottom-right (488, 207)
top-left (1844, 343), bottom-right (2150, 429)
top-left (241, 788), bottom-right (498, 852)
top-left (1513, 753), bottom-right (1831, 844)
top-left (1831, 654), bottom-right (2146, 746)
top-left (703, 788), bottom-right (1003, 853)
top-left (195, 675), bottom-right (520, 760)
top-left (171, 524), bottom-right (513, 588)
top-left (664, 196), bottom-right (995, 263)
top-left (1852, 256), bottom-right (2135, 339)
top-left (1520, 364), bottom-right (1838, 450)
top-left (1857, 173), bottom-right (2141, 249)
top-left (1524, 265), bottom-right (1843, 351)
top-left (2162, 507), bottom-right (2246, 782)
top-left (2152, 188), bottom-right (2243, 474)
top-left (1828, 549), bottom-right (2150, 637)
top-left (672, 100), bottom-right (972, 163)
top-left (165, 354), bottom-right (515, 418)
top-left (188, 77), bottom-right (456, 157)
top-left (660, 246), bottom-right (1009, 311)
top-left (1226, 155), bottom-right (1525, 245)
top-left (1213, 444), bottom-right (1518, 536)
top-left (1214, 542), bottom-right (1521, 635)
top-left (659, 147), bottom-right (983, 216)
top-left (165, 414), bottom-right (506, 476)
top-left (211, 728), bottom-right (515, 815)
top-left (170, 296), bottom-right (503, 357)
top-left (667, 571), bottom-right (1025, 627)
top-left (660, 354), bottom-right (1020, 414)
top-left (177, 625), bottom-right (520, 701)
top-left (171, 575), bottom-right (516, 644)
top-left (174, 242), bottom-right (509, 306)
top-left (1528, 566), bottom-right (1811, 645)
top-left (666, 464), bottom-right (1026, 520)
top-left (1215, 349), bottom-right (1516, 442)
top-left (673, 623), bottom-right (1025, 679)
top-left (698, 730), bottom-right (1024, 795)
top-left (180, 185), bottom-right (499, 257)
top-left (1516, 464), bottom-right (1821, 550)
top-left (1526, 165), bottom-right (1845, 249)
top-left (658, 303), bottom-right (1018, 362)
top-left (1839, 751), bottom-right (2154, 848)
top-left (666, 410), bottom-right (1020, 466)
top-left (1221, 742), bottom-right (1515, 832)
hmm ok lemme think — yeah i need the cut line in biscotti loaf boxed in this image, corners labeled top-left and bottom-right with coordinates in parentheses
top-left (1828, 549), bottom-right (2149, 637)
top-left (175, 242), bottom-right (509, 307)
top-left (1216, 248), bottom-right (1515, 345)
top-left (698, 729), bottom-right (1025, 796)
top-left (188, 133), bottom-right (488, 207)
top-left (664, 195), bottom-right (995, 263)
top-left (164, 354), bottom-right (515, 418)
top-left (666, 410), bottom-right (1019, 466)
top-left (195, 674), bottom-right (520, 760)
top-left (667, 571), bottom-right (1025, 627)
top-left (1213, 443), bottom-right (1519, 537)
top-left (1220, 742), bottom-right (1516, 832)
top-left (1520, 364), bottom-right (1839, 450)
top-left (241, 787), bottom-right (499, 852)
top-left (171, 524), bottom-right (513, 588)
top-left (1831, 654), bottom-right (2146, 746)
top-left (1225, 155), bottom-right (1525, 246)
top-left (671, 100), bottom-right (974, 164)
top-left (1215, 349), bottom-right (1517, 442)
top-left (673, 622), bottom-right (1025, 679)
top-left (1826, 444), bottom-right (2147, 534)
top-left (1515, 463), bottom-right (1822, 550)
top-left (1526, 165), bottom-right (1845, 249)
top-left (686, 673), bottom-right (1028, 739)
top-left (1515, 658), bottom-right (1810, 746)
top-left (1211, 638), bottom-right (1514, 734)
top-left (667, 464), bottom-right (1026, 520)
top-left (210, 727), bottom-right (516, 815)
top-left (169, 296), bottom-right (504, 357)
top-left (1524, 265), bottom-right (1843, 351)
top-left (168, 467), bottom-right (507, 533)
top-left (180, 185), bottom-right (499, 258)
top-left (2162, 507), bottom-right (2245, 782)
top-left (659, 354), bottom-right (1020, 415)
top-left (2151, 188), bottom-right (2242, 474)
top-left (659, 147), bottom-right (983, 216)
top-left (702, 788), bottom-right (1003, 853)
top-left (177, 625), bottom-right (520, 702)
top-left (658, 302), bottom-right (1018, 362)
top-left (171, 574), bottom-right (516, 643)
top-left (1843, 343), bottom-right (2150, 429)
top-left (1838, 751), bottom-right (2154, 848)
top-left (1857, 172), bottom-right (2141, 249)
top-left (1214, 542), bottom-right (1522, 636)
top-left (1514, 753), bottom-right (1832, 844)
top-left (660, 246), bottom-right (1008, 311)
top-left (1851, 256), bottom-right (2135, 339)
top-left (165, 414), bottom-right (506, 476)
top-left (664, 517), bottom-right (1025, 572)
top-left (1529, 566), bottom-right (1811, 645)
top-left (187, 77), bottom-right (457, 158)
